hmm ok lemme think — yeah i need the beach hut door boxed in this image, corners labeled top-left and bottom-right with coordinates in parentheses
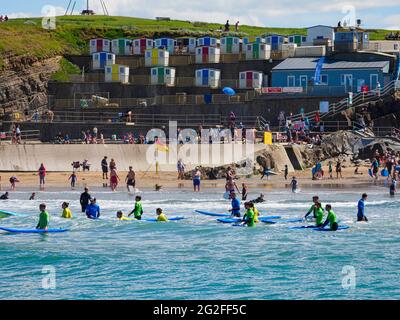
top-left (227, 38), bottom-right (233, 53)
top-left (97, 40), bottom-right (103, 52)
top-left (246, 72), bottom-right (253, 88)
top-left (202, 70), bottom-right (209, 86)
top-left (158, 68), bottom-right (165, 84)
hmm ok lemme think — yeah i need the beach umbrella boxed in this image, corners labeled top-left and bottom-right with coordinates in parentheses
top-left (222, 87), bottom-right (236, 96)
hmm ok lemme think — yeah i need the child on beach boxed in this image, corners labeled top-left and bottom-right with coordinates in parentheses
top-left (243, 202), bottom-right (255, 227)
top-left (69, 172), bottom-right (77, 189)
top-left (61, 202), bottom-right (72, 219)
top-left (36, 203), bottom-right (49, 230)
top-left (156, 208), bottom-right (168, 222)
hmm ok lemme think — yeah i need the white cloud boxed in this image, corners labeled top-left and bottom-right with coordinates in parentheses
top-left (7, 12), bottom-right (34, 19)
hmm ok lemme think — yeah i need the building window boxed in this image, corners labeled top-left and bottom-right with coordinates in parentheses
top-left (287, 75), bottom-right (296, 87)
top-left (197, 71), bottom-right (201, 77)
top-left (254, 73), bottom-right (259, 79)
top-left (210, 71), bottom-right (214, 77)
top-left (152, 69), bottom-right (157, 75)
top-left (320, 74), bottom-right (328, 85)
top-left (166, 69), bottom-right (170, 75)
top-left (240, 73), bottom-right (245, 79)
top-left (221, 39), bottom-right (225, 44)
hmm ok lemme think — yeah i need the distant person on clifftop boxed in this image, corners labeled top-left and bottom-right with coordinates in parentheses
top-left (224, 20), bottom-right (230, 32)
top-left (235, 21), bottom-right (239, 32)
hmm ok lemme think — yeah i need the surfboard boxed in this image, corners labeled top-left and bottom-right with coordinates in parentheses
top-left (0, 210), bottom-right (28, 218)
top-left (218, 216), bottom-right (281, 224)
top-left (258, 216), bottom-right (281, 222)
top-left (144, 217), bottom-right (185, 222)
top-left (313, 226), bottom-right (350, 231)
top-left (381, 169), bottom-right (389, 177)
top-left (269, 218), bottom-right (303, 224)
top-left (195, 210), bottom-right (230, 217)
top-left (368, 169), bottom-right (373, 178)
top-left (0, 227), bottom-right (69, 234)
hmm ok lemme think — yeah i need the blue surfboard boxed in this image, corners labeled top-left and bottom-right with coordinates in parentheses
top-left (313, 226), bottom-right (350, 232)
top-left (368, 169), bottom-right (373, 177)
top-left (0, 210), bottom-right (28, 218)
top-left (144, 217), bottom-right (185, 222)
top-left (0, 227), bottom-right (69, 234)
top-left (195, 210), bottom-right (230, 217)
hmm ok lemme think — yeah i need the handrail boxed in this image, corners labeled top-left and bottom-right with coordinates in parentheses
top-left (290, 80), bottom-right (397, 122)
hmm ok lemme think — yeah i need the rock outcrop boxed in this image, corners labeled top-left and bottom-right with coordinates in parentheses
top-left (0, 55), bottom-right (62, 118)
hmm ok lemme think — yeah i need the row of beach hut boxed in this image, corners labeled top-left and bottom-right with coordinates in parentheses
top-left (92, 44), bottom-right (271, 70)
top-left (105, 66), bottom-right (263, 89)
top-left (89, 35), bottom-right (308, 56)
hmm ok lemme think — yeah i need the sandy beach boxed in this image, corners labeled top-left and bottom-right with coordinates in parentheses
top-left (0, 166), bottom-right (378, 192)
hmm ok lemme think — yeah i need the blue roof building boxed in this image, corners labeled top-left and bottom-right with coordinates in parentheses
top-left (271, 57), bottom-right (390, 94)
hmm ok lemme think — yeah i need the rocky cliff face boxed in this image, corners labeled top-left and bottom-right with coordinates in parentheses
top-left (0, 55), bottom-right (61, 118)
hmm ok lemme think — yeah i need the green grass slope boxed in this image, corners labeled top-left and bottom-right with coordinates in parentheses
top-left (0, 15), bottom-right (397, 70)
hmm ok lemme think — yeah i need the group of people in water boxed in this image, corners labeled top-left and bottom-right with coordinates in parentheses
top-left (34, 188), bottom-right (169, 230)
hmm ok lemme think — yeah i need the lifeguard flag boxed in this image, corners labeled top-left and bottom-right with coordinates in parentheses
top-left (156, 139), bottom-right (169, 152)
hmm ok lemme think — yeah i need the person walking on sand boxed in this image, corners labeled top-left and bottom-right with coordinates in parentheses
top-left (110, 169), bottom-right (120, 191)
top-left (101, 156), bottom-right (108, 180)
top-left (38, 163), bottom-right (46, 188)
top-left (284, 165), bottom-right (289, 180)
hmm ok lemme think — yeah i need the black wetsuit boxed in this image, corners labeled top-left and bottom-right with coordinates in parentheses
top-left (80, 192), bottom-right (91, 212)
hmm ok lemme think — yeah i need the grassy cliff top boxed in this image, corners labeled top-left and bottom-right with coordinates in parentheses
top-left (0, 15), bottom-right (396, 69)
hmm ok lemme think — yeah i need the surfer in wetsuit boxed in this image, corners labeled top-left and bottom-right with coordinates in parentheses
top-left (304, 196), bottom-right (322, 220)
top-left (357, 193), bottom-right (368, 222)
top-left (314, 202), bottom-right (324, 227)
top-left (389, 177), bottom-right (397, 196)
top-left (86, 198), bottom-right (100, 220)
top-left (80, 187), bottom-right (91, 213)
top-left (229, 193), bottom-right (241, 217)
top-left (117, 211), bottom-right (134, 221)
top-left (36, 203), bottom-right (49, 230)
top-left (320, 204), bottom-right (338, 231)
top-left (0, 192), bottom-right (9, 200)
top-left (250, 194), bottom-right (265, 204)
top-left (128, 196), bottom-right (143, 220)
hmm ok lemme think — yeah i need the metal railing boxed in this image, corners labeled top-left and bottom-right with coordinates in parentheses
top-left (290, 80), bottom-right (398, 122)
top-left (0, 130), bottom-right (41, 142)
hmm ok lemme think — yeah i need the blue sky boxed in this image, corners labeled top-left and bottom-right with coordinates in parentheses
top-left (2, 0), bottom-right (400, 29)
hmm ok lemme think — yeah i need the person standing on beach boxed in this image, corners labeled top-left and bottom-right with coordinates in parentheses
top-left (36, 203), bottom-right (49, 230)
top-left (193, 167), bottom-right (201, 192)
top-left (125, 166), bottom-right (136, 192)
top-left (241, 183), bottom-right (248, 201)
top-left (38, 163), bottom-right (46, 189)
top-left (177, 159), bottom-right (185, 180)
top-left (110, 169), bottom-right (120, 191)
top-left (69, 172), bottom-right (77, 189)
top-left (80, 187), bottom-right (91, 213)
top-left (328, 161), bottom-right (333, 179)
top-left (101, 157), bottom-right (108, 180)
top-left (284, 165), bottom-right (289, 180)
top-left (9, 176), bottom-right (19, 190)
top-left (335, 160), bottom-right (342, 179)
top-left (389, 177), bottom-right (397, 196)
top-left (357, 193), bottom-right (368, 222)
top-left (371, 158), bottom-right (379, 181)
top-left (109, 158), bottom-right (117, 171)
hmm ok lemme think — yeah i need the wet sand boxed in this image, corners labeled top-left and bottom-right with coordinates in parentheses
top-left (0, 166), bottom-right (379, 192)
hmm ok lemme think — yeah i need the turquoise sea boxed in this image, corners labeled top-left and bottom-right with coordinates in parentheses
top-left (0, 186), bottom-right (399, 300)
